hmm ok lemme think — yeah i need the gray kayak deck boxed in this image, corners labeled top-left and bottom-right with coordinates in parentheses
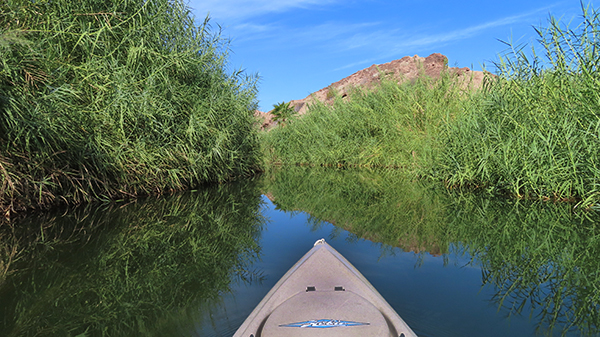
top-left (233, 239), bottom-right (418, 337)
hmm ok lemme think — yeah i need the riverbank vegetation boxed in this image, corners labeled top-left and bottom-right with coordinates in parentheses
top-left (0, 0), bottom-right (261, 217)
top-left (440, 3), bottom-right (600, 207)
top-left (263, 4), bottom-right (600, 208)
top-left (263, 73), bottom-right (479, 170)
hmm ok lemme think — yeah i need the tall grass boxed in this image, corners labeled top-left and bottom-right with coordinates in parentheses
top-left (264, 3), bottom-right (600, 207)
top-left (0, 0), bottom-right (261, 216)
top-left (438, 3), bottom-right (600, 206)
top-left (263, 72), bottom-right (480, 171)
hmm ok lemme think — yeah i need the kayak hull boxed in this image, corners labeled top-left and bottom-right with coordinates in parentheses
top-left (233, 239), bottom-right (417, 337)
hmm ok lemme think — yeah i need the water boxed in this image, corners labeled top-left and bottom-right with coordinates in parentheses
top-left (1, 167), bottom-right (599, 336)
top-left (198, 196), bottom-right (536, 337)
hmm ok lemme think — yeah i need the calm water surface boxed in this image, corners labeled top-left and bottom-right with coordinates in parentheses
top-left (1, 167), bottom-right (598, 336)
top-left (200, 196), bottom-right (536, 337)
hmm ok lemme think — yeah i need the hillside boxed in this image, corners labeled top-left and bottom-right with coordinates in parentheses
top-left (256, 53), bottom-right (486, 129)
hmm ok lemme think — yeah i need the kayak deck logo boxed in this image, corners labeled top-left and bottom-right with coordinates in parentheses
top-left (280, 319), bottom-right (370, 328)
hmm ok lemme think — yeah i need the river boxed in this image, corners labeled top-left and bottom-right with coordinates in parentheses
top-left (1, 166), bottom-right (598, 336)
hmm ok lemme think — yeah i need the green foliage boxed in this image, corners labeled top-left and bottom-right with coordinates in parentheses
top-left (437, 3), bottom-right (600, 206)
top-left (325, 86), bottom-right (337, 100)
top-left (263, 3), bottom-right (600, 208)
top-left (270, 101), bottom-right (296, 126)
top-left (0, 180), bottom-right (265, 336)
top-left (263, 73), bottom-right (478, 171)
top-left (0, 0), bottom-right (261, 214)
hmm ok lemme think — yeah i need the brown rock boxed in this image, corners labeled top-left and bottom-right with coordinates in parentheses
top-left (259, 53), bottom-right (488, 129)
top-left (254, 110), bottom-right (273, 130)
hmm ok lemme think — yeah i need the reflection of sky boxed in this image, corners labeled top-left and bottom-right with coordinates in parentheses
top-left (198, 196), bottom-right (547, 337)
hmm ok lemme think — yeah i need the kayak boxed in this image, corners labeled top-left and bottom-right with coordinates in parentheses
top-left (233, 239), bottom-right (418, 337)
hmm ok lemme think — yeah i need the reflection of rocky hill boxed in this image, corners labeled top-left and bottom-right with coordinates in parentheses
top-left (261, 166), bottom-right (450, 256)
top-left (264, 192), bottom-right (444, 256)
top-left (256, 53), bottom-right (487, 129)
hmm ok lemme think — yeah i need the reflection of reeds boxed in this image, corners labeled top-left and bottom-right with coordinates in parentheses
top-left (0, 180), bottom-right (265, 336)
top-left (262, 166), bottom-right (451, 254)
top-left (0, 0), bottom-right (261, 216)
top-left (263, 166), bottom-right (600, 336)
top-left (448, 194), bottom-right (600, 336)
top-left (0, 229), bottom-right (18, 286)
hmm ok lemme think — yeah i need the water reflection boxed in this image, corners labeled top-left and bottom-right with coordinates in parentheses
top-left (262, 166), bottom-right (600, 336)
top-left (262, 166), bottom-right (450, 254)
top-left (2, 166), bottom-right (599, 336)
top-left (448, 196), bottom-right (600, 336)
top-left (0, 180), bottom-right (265, 337)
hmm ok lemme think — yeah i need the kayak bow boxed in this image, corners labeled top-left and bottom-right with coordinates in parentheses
top-left (233, 239), bottom-right (417, 337)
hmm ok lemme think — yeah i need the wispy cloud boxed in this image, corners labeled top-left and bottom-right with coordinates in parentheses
top-left (188, 0), bottom-right (565, 73)
top-left (333, 4), bottom-right (560, 71)
top-left (290, 22), bottom-right (382, 43)
top-left (227, 20), bottom-right (381, 47)
top-left (187, 0), bottom-right (338, 22)
top-left (229, 22), bottom-right (273, 35)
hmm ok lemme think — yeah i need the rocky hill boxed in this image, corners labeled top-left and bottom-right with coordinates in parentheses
top-left (256, 53), bottom-right (487, 129)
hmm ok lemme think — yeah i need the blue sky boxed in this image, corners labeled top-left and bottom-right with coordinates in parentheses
top-left (186, 0), bottom-right (596, 111)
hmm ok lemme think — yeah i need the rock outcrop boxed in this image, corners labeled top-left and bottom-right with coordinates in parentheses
top-left (256, 53), bottom-right (487, 130)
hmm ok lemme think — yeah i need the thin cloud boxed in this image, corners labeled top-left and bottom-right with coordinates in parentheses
top-left (333, 57), bottom-right (383, 72)
top-left (294, 22), bottom-right (382, 43)
top-left (188, 0), bottom-right (338, 21)
top-left (229, 21), bottom-right (381, 46)
top-left (230, 23), bottom-right (273, 34)
top-left (333, 4), bottom-right (560, 71)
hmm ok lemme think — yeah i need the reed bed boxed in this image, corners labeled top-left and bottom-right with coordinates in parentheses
top-left (263, 72), bottom-right (479, 171)
top-left (439, 3), bottom-right (600, 206)
top-left (0, 0), bottom-right (261, 216)
top-left (264, 3), bottom-right (600, 207)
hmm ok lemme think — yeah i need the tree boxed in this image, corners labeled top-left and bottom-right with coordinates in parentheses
top-left (271, 101), bottom-right (297, 126)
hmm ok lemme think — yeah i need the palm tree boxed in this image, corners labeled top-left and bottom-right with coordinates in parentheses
top-left (271, 101), bottom-right (296, 126)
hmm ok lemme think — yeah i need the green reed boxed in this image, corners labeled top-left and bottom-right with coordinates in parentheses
top-left (438, 2), bottom-right (600, 206)
top-left (263, 3), bottom-right (600, 208)
top-left (262, 71), bottom-right (479, 171)
top-left (0, 0), bottom-right (261, 216)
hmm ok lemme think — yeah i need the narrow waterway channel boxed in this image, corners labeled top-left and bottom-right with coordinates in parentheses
top-left (1, 167), bottom-right (598, 336)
